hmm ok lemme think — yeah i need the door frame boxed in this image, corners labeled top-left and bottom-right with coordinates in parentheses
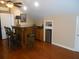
top-left (44, 19), bottom-right (53, 44)
top-left (0, 17), bottom-right (2, 39)
top-left (75, 16), bottom-right (79, 51)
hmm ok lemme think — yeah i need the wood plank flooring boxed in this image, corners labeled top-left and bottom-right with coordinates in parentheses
top-left (0, 40), bottom-right (79, 59)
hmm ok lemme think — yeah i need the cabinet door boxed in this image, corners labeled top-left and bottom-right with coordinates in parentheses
top-left (36, 28), bottom-right (43, 41)
top-left (39, 29), bottom-right (43, 41)
top-left (36, 29), bottom-right (40, 40)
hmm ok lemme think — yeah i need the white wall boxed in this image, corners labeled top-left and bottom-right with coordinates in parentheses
top-left (19, 15), bottom-right (34, 27)
top-left (35, 15), bottom-right (76, 49)
top-left (34, 19), bottom-right (43, 26)
top-left (11, 7), bottom-right (22, 16)
top-left (53, 16), bottom-right (76, 49)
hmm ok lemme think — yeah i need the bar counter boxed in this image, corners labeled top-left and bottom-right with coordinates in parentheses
top-left (12, 26), bottom-right (32, 48)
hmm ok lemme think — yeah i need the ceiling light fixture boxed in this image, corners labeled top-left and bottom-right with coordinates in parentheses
top-left (0, 1), bottom-right (5, 4)
top-left (6, 1), bottom-right (14, 8)
top-left (34, 1), bottom-right (39, 7)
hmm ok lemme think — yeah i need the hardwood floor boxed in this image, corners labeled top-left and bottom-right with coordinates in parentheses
top-left (0, 40), bottom-right (79, 59)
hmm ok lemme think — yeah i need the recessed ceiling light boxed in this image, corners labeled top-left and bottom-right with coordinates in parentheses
top-left (34, 1), bottom-right (39, 7)
top-left (23, 6), bottom-right (27, 11)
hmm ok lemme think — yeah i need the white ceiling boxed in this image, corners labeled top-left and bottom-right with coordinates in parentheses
top-left (15, 0), bottom-right (79, 19)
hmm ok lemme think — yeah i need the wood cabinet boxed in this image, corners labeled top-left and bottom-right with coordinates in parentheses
top-left (12, 26), bottom-right (43, 48)
top-left (12, 26), bottom-right (32, 48)
top-left (35, 27), bottom-right (43, 41)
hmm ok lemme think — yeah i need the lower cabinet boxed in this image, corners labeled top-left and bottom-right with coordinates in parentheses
top-left (35, 28), bottom-right (43, 41)
top-left (12, 26), bottom-right (43, 48)
top-left (12, 26), bottom-right (32, 48)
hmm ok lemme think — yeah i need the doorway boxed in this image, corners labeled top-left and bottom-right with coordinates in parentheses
top-left (45, 29), bottom-right (52, 44)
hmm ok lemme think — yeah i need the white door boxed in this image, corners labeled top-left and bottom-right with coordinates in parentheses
top-left (75, 16), bottom-right (79, 51)
top-left (0, 13), bottom-right (14, 39)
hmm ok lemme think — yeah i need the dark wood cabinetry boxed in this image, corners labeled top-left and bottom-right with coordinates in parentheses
top-left (12, 26), bottom-right (43, 48)
top-left (12, 26), bottom-right (32, 48)
top-left (35, 27), bottom-right (43, 41)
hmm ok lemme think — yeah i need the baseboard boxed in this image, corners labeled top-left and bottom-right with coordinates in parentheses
top-left (52, 42), bottom-right (79, 52)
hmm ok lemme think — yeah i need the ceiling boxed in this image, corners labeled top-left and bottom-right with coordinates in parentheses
top-left (14, 0), bottom-right (79, 19)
